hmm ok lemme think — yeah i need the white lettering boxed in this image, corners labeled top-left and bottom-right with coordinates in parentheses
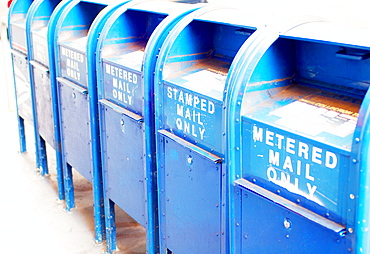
top-left (325, 151), bottom-right (338, 169)
top-left (269, 149), bottom-right (280, 166)
top-left (312, 147), bottom-right (322, 165)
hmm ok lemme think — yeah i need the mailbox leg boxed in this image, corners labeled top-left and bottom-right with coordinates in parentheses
top-left (55, 150), bottom-right (65, 201)
top-left (38, 137), bottom-right (49, 176)
top-left (64, 163), bottom-right (75, 211)
top-left (17, 116), bottom-right (26, 153)
top-left (105, 199), bottom-right (116, 253)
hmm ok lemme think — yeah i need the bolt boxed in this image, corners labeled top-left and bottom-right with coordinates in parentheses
top-left (284, 218), bottom-right (291, 229)
top-left (187, 156), bottom-right (193, 165)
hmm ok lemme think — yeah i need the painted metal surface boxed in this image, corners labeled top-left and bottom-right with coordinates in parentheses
top-left (154, 6), bottom-right (262, 254)
top-left (95, 1), bottom-right (204, 253)
top-left (52, 0), bottom-right (114, 243)
top-left (8, 0), bottom-right (36, 160)
top-left (226, 16), bottom-right (370, 253)
top-left (26, 0), bottom-right (68, 200)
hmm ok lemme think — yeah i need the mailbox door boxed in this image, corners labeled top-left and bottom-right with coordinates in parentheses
top-left (32, 63), bottom-right (55, 149)
top-left (100, 100), bottom-right (146, 226)
top-left (159, 131), bottom-right (222, 254)
top-left (237, 186), bottom-right (351, 253)
top-left (58, 78), bottom-right (91, 181)
top-left (13, 52), bottom-right (32, 123)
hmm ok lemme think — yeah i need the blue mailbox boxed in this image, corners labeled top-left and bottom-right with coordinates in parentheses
top-left (8, 0), bottom-right (40, 164)
top-left (95, 1), bottom-right (203, 252)
top-left (26, 0), bottom-right (71, 200)
top-left (154, 6), bottom-right (263, 254)
top-left (226, 18), bottom-right (370, 253)
top-left (52, 0), bottom-right (132, 243)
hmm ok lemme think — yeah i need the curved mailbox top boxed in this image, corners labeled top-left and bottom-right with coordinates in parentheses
top-left (154, 5), bottom-right (264, 156)
top-left (8, 0), bottom-right (35, 53)
top-left (26, 0), bottom-right (63, 66)
top-left (227, 16), bottom-right (370, 241)
top-left (96, 0), bottom-right (203, 116)
top-left (53, 0), bottom-right (113, 88)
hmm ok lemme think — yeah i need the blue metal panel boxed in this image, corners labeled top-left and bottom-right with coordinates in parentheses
top-left (12, 51), bottom-right (32, 122)
top-left (59, 45), bottom-right (88, 87)
top-left (100, 100), bottom-right (146, 226)
top-left (58, 77), bottom-right (92, 181)
top-left (162, 81), bottom-right (223, 154)
top-left (159, 130), bottom-right (222, 254)
top-left (30, 61), bottom-right (55, 149)
top-left (31, 25), bottom-right (48, 66)
top-left (102, 60), bottom-right (142, 114)
top-left (236, 184), bottom-right (350, 253)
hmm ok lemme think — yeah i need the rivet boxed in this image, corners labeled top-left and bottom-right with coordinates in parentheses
top-left (348, 228), bottom-right (354, 234)
top-left (350, 194), bottom-right (355, 199)
top-left (355, 137), bottom-right (360, 143)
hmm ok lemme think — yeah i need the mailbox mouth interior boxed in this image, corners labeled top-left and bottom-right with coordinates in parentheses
top-left (101, 10), bottom-right (168, 72)
top-left (162, 20), bottom-right (256, 101)
top-left (241, 37), bottom-right (370, 151)
top-left (57, 1), bottom-right (106, 46)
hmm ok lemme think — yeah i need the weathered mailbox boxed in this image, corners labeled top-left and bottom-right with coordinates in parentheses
top-left (226, 18), bottom-right (370, 253)
top-left (95, 1), bottom-right (202, 252)
top-left (154, 6), bottom-right (262, 254)
top-left (52, 0), bottom-right (130, 243)
top-left (27, 0), bottom-right (69, 200)
top-left (8, 0), bottom-right (39, 164)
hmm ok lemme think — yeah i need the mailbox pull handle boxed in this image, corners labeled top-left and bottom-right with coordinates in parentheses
top-left (10, 49), bottom-right (27, 59)
top-left (336, 48), bottom-right (370, 60)
top-left (30, 60), bottom-right (50, 74)
top-left (56, 77), bottom-right (88, 95)
top-left (99, 99), bottom-right (143, 122)
top-left (234, 178), bottom-right (346, 236)
top-left (158, 129), bottom-right (222, 164)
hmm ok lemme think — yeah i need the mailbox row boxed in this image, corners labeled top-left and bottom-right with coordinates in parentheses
top-left (8, 0), bottom-right (370, 253)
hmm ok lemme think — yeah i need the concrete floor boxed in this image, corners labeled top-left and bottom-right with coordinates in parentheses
top-left (0, 23), bottom-right (146, 254)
